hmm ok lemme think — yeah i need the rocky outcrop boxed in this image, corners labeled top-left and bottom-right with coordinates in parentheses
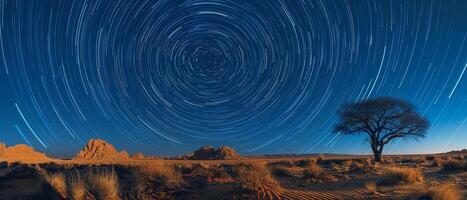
top-left (73, 139), bottom-right (129, 161)
top-left (130, 152), bottom-right (146, 159)
top-left (0, 143), bottom-right (51, 163)
top-left (186, 145), bottom-right (241, 160)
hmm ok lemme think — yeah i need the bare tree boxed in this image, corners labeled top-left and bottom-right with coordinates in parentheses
top-left (333, 97), bottom-right (429, 162)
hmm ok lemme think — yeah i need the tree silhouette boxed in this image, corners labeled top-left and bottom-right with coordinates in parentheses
top-left (333, 97), bottom-right (429, 162)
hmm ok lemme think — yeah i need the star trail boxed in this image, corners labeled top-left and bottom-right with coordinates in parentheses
top-left (0, 0), bottom-right (466, 157)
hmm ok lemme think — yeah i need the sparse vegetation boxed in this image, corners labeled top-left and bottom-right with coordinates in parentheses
top-left (317, 154), bottom-right (325, 162)
top-left (86, 169), bottom-right (120, 200)
top-left (303, 163), bottom-right (324, 179)
top-left (235, 163), bottom-right (281, 192)
top-left (365, 181), bottom-right (378, 194)
top-left (135, 163), bottom-right (185, 199)
top-left (272, 166), bottom-right (294, 177)
top-left (44, 172), bottom-right (67, 198)
top-left (404, 182), bottom-right (461, 200)
top-left (295, 158), bottom-right (316, 167)
top-left (69, 173), bottom-right (87, 200)
top-left (440, 159), bottom-right (466, 172)
top-left (425, 155), bottom-right (436, 160)
top-left (380, 167), bottom-right (424, 185)
top-left (1, 139), bottom-right (465, 200)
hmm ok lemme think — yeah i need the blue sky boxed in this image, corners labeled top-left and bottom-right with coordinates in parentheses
top-left (0, 0), bottom-right (466, 157)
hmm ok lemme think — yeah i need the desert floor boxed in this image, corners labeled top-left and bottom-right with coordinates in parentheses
top-left (0, 154), bottom-right (466, 200)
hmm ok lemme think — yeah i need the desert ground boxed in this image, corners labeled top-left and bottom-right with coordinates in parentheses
top-left (0, 139), bottom-right (465, 200)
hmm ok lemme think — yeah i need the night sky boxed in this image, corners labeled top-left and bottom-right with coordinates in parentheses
top-left (0, 0), bottom-right (466, 158)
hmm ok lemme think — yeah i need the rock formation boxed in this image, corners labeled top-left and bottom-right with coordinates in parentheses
top-left (130, 152), bottom-right (146, 159)
top-left (0, 142), bottom-right (50, 163)
top-left (73, 139), bottom-right (129, 161)
top-left (187, 145), bottom-right (241, 160)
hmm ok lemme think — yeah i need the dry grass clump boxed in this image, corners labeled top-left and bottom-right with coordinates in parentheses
top-left (86, 169), bottom-right (120, 200)
top-left (349, 160), bottom-right (373, 172)
top-left (433, 157), bottom-right (444, 167)
top-left (235, 163), bottom-right (281, 192)
top-left (272, 166), bottom-right (294, 177)
top-left (342, 160), bottom-right (352, 169)
top-left (440, 159), bottom-right (466, 172)
top-left (317, 154), bottom-right (325, 163)
top-left (303, 163), bottom-right (324, 179)
top-left (135, 163), bottom-right (185, 199)
top-left (404, 182), bottom-right (461, 200)
top-left (69, 174), bottom-right (87, 200)
top-left (294, 158), bottom-right (316, 167)
top-left (207, 165), bottom-right (234, 184)
top-left (365, 181), bottom-right (378, 194)
top-left (270, 160), bottom-right (294, 167)
top-left (44, 172), bottom-right (67, 198)
top-left (380, 167), bottom-right (423, 185)
top-left (425, 155), bottom-right (436, 161)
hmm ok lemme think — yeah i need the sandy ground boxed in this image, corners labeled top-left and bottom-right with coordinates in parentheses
top-left (0, 154), bottom-right (466, 200)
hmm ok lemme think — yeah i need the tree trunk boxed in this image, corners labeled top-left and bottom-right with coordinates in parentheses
top-left (374, 151), bottom-right (382, 162)
top-left (370, 141), bottom-right (381, 162)
top-left (373, 144), bottom-right (384, 162)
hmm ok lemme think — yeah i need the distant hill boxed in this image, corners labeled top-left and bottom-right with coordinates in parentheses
top-left (0, 142), bottom-right (51, 163)
top-left (184, 145), bottom-right (241, 160)
top-left (444, 149), bottom-right (467, 154)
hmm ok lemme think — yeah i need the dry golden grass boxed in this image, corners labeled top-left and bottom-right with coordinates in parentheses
top-left (137, 163), bottom-right (184, 188)
top-left (380, 167), bottom-right (423, 185)
top-left (86, 169), bottom-right (120, 200)
top-left (365, 181), bottom-right (378, 194)
top-left (294, 158), bottom-right (316, 167)
top-left (44, 171), bottom-right (67, 198)
top-left (235, 163), bottom-right (281, 192)
top-left (342, 159), bottom-right (354, 167)
top-left (433, 157), bottom-right (444, 167)
top-left (303, 163), bottom-right (324, 179)
top-left (135, 163), bottom-right (184, 199)
top-left (404, 182), bottom-right (462, 200)
top-left (69, 173), bottom-right (87, 200)
top-left (270, 160), bottom-right (294, 167)
top-left (425, 155), bottom-right (436, 161)
top-left (272, 166), bottom-right (294, 177)
top-left (441, 159), bottom-right (465, 172)
top-left (317, 154), bottom-right (325, 162)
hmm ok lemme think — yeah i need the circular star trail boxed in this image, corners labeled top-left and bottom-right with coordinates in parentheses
top-left (0, 0), bottom-right (466, 156)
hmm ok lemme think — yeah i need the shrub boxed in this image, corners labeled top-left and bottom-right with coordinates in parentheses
top-left (272, 166), bottom-right (294, 177)
top-left (433, 157), bottom-right (444, 167)
top-left (303, 163), bottom-right (324, 179)
top-left (317, 154), bottom-right (325, 162)
top-left (208, 166), bottom-right (234, 184)
top-left (235, 163), bottom-right (281, 192)
top-left (294, 159), bottom-right (316, 167)
top-left (270, 160), bottom-right (294, 167)
top-left (425, 155), bottom-right (436, 161)
top-left (365, 181), bottom-right (378, 194)
top-left (441, 160), bottom-right (465, 172)
top-left (380, 167), bottom-right (423, 185)
top-left (135, 163), bottom-right (184, 199)
top-left (44, 172), bottom-right (67, 198)
top-left (69, 173), bottom-right (87, 200)
top-left (405, 182), bottom-right (461, 200)
top-left (86, 169), bottom-right (120, 200)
